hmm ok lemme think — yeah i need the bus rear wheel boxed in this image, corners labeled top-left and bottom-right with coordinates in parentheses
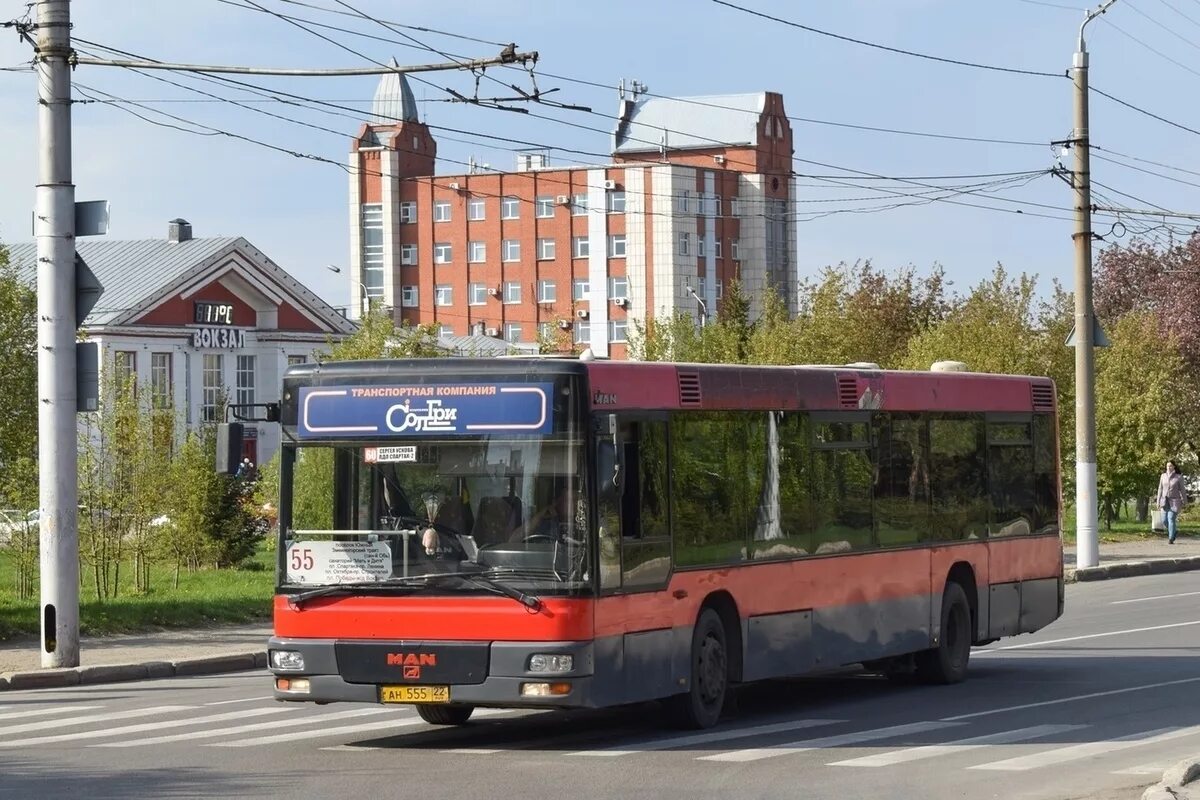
top-left (416, 704), bottom-right (475, 725)
top-left (667, 608), bottom-right (729, 729)
top-left (916, 581), bottom-right (972, 684)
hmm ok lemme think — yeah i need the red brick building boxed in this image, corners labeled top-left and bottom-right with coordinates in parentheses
top-left (348, 75), bottom-right (797, 358)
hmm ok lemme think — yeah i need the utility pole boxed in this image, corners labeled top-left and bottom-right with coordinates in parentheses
top-left (1072, 0), bottom-right (1116, 570)
top-left (34, 0), bottom-right (80, 668)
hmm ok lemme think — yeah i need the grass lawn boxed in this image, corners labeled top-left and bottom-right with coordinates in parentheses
top-left (0, 546), bottom-right (276, 642)
top-left (1060, 507), bottom-right (1200, 545)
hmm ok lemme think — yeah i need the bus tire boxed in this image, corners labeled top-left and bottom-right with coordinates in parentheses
top-left (416, 704), bottom-right (475, 725)
top-left (667, 608), bottom-right (729, 730)
top-left (916, 581), bottom-right (972, 685)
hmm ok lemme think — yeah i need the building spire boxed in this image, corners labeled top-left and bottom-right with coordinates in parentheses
top-left (371, 58), bottom-right (419, 124)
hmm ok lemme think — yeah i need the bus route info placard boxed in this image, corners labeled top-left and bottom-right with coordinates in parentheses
top-left (286, 540), bottom-right (393, 585)
top-left (296, 383), bottom-right (555, 439)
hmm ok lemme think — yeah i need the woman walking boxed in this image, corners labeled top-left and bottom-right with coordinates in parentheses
top-left (1157, 460), bottom-right (1188, 544)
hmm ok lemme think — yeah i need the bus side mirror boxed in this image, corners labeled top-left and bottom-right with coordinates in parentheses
top-left (215, 423), bottom-right (244, 475)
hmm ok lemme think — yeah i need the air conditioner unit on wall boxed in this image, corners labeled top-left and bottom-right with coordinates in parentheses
top-left (557, 319), bottom-right (572, 330)
top-left (448, 181), bottom-right (461, 191)
top-left (556, 195), bottom-right (570, 205)
top-left (486, 287), bottom-right (498, 296)
top-left (612, 297), bottom-right (629, 308)
top-left (485, 327), bottom-right (499, 337)
top-left (576, 309), bottom-right (590, 320)
top-left (602, 179), bottom-right (616, 190)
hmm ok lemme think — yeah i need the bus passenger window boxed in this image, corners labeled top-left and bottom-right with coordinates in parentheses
top-left (1033, 414), bottom-right (1059, 535)
top-left (988, 421), bottom-right (1035, 537)
top-left (873, 414), bottom-right (929, 548)
top-left (812, 417), bottom-right (873, 553)
top-left (752, 412), bottom-right (815, 560)
top-left (928, 417), bottom-right (987, 541)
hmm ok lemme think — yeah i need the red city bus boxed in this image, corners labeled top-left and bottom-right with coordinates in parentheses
top-left (266, 357), bottom-right (1063, 728)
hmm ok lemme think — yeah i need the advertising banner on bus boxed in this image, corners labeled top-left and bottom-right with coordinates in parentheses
top-left (296, 383), bottom-right (554, 439)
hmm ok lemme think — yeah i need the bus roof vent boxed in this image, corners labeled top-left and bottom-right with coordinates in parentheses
top-left (1031, 383), bottom-right (1055, 411)
top-left (931, 360), bottom-right (968, 372)
top-left (837, 376), bottom-right (859, 409)
top-left (678, 371), bottom-right (702, 407)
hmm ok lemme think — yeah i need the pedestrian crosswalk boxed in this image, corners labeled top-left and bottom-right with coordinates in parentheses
top-left (0, 694), bottom-right (1195, 779)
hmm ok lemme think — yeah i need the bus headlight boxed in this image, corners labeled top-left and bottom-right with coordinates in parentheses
top-left (529, 654), bottom-right (573, 673)
top-left (270, 650), bottom-right (305, 671)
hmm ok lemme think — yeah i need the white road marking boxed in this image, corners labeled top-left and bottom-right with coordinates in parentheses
top-left (567, 718), bottom-right (844, 758)
top-left (827, 724), bottom-right (1085, 767)
top-left (1112, 591), bottom-right (1200, 605)
top-left (204, 696), bottom-right (276, 706)
top-left (1112, 763), bottom-right (1171, 776)
top-left (970, 725), bottom-right (1200, 771)
top-left (98, 707), bottom-right (398, 748)
top-left (976, 620), bottom-right (1200, 652)
top-left (941, 676), bottom-right (1200, 721)
top-left (0, 705), bottom-right (192, 739)
top-left (699, 720), bottom-right (962, 763)
top-left (0, 705), bottom-right (101, 722)
top-left (1, 706), bottom-right (293, 748)
top-left (212, 708), bottom-right (511, 747)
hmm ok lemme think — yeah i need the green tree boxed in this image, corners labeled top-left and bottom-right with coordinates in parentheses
top-left (1095, 312), bottom-right (1192, 528)
top-left (0, 244), bottom-right (37, 509)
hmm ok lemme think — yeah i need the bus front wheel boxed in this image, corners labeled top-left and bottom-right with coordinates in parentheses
top-left (416, 704), bottom-right (475, 725)
top-left (667, 608), bottom-right (729, 729)
top-left (916, 581), bottom-right (972, 684)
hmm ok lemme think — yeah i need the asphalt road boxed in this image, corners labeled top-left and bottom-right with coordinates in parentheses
top-left (2, 573), bottom-right (1199, 800)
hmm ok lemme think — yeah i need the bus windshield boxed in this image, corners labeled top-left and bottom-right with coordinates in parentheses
top-left (279, 433), bottom-right (590, 596)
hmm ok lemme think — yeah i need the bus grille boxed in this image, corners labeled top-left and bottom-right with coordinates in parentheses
top-left (838, 376), bottom-right (859, 409)
top-left (1031, 383), bottom-right (1055, 411)
top-left (678, 371), bottom-right (702, 406)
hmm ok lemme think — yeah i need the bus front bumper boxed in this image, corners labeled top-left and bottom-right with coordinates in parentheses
top-left (268, 636), bottom-right (598, 708)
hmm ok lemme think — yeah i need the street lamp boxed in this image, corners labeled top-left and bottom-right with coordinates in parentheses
top-left (686, 285), bottom-right (708, 327)
top-left (326, 265), bottom-right (371, 318)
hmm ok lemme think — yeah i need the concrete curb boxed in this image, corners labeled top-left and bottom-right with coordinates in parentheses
top-left (1064, 555), bottom-right (1200, 583)
top-left (1141, 756), bottom-right (1200, 800)
top-left (0, 650), bottom-right (267, 691)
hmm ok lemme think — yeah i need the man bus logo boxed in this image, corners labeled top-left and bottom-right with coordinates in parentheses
top-left (387, 652), bottom-right (437, 667)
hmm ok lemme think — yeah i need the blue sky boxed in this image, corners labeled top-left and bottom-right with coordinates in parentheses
top-left (2, 0), bottom-right (1197, 310)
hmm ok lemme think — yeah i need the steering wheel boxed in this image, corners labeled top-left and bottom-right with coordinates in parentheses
top-left (386, 515), bottom-right (463, 538)
top-left (522, 533), bottom-right (558, 544)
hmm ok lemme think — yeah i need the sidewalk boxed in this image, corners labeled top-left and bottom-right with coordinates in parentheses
top-left (2, 535), bottom-right (1198, 691)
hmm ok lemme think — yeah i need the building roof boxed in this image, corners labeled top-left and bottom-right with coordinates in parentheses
top-left (613, 92), bottom-right (766, 154)
top-left (371, 58), bottom-right (418, 124)
top-left (6, 234), bottom-right (356, 334)
top-left (7, 237), bottom-right (241, 326)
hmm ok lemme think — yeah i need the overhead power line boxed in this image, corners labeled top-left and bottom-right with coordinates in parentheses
top-left (710, 0), bottom-right (1066, 78)
top-left (1090, 85), bottom-right (1200, 137)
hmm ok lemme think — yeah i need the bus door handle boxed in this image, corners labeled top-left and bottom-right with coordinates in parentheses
top-left (672, 589), bottom-right (688, 600)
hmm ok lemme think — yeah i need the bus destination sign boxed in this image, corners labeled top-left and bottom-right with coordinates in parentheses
top-left (297, 383), bottom-right (555, 439)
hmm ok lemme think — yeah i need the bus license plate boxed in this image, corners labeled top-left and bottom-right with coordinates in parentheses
top-left (380, 685), bottom-right (450, 704)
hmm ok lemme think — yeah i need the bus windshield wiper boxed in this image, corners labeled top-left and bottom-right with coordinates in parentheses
top-left (286, 574), bottom-right (543, 612)
top-left (286, 579), bottom-right (432, 608)
top-left (430, 573), bottom-right (544, 613)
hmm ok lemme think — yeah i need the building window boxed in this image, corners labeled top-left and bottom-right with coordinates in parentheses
top-left (678, 232), bottom-right (690, 256)
top-left (609, 320), bottom-right (628, 343)
top-left (401, 285), bottom-right (419, 307)
top-left (434, 242), bottom-right (452, 264)
top-left (400, 244), bottom-right (417, 265)
top-left (698, 238), bottom-right (706, 258)
top-left (361, 203), bottom-right (384, 302)
top-left (731, 238), bottom-right (740, 260)
top-left (538, 321), bottom-right (555, 341)
top-left (607, 191), bottom-right (626, 214)
top-left (535, 196), bottom-right (555, 218)
top-left (469, 282), bottom-right (487, 305)
top-left (435, 285), bottom-right (453, 306)
top-left (434, 200), bottom-right (451, 223)
top-left (114, 351), bottom-right (137, 394)
top-left (501, 196), bottom-right (520, 219)
top-left (400, 201), bottom-right (416, 224)
top-left (717, 280), bottom-right (724, 299)
top-left (608, 234), bottom-right (627, 258)
top-left (573, 278), bottom-right (590, 301)
top-left (573, 321), bottom-right (590, 344)
top-left (676, 191), bottom-right (691, 214)
top-left (236, 355), bottom-right (255, 408)
top-left (504, 322), bottom-right (523, 343)
top-left (286, 354), bottom-right (308, 366)
top-left (572, 194), bottom-right (588, 216)
top-left (714, 239), bottom-right (723, 259)
top-left (502, 239), bottom-right (521, 262)
top-left (730, 198), bottom-right (741, 217)
top-left (150, 352), bottom-right (171, 408)
top-left (573, 236), bottom-right (590, 259)
top-left (698, 277), bottom-right (707, 297)
top-left (201, 353), bottom-right (223, 423)
top-left (609, 276), bottom-right (628, 300)
top-left (538, 280), bottom-right (556, 303)
top-left (468, 198), bottom-right (485, 221)
top-left (537, 238), bottom-right (556, 260)
top-left (503, 281), bottom-right (522, 304)
top-left (468, 241), bottom-right (486, 263)
top-left (439, 325), bottom-right (455, 338)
